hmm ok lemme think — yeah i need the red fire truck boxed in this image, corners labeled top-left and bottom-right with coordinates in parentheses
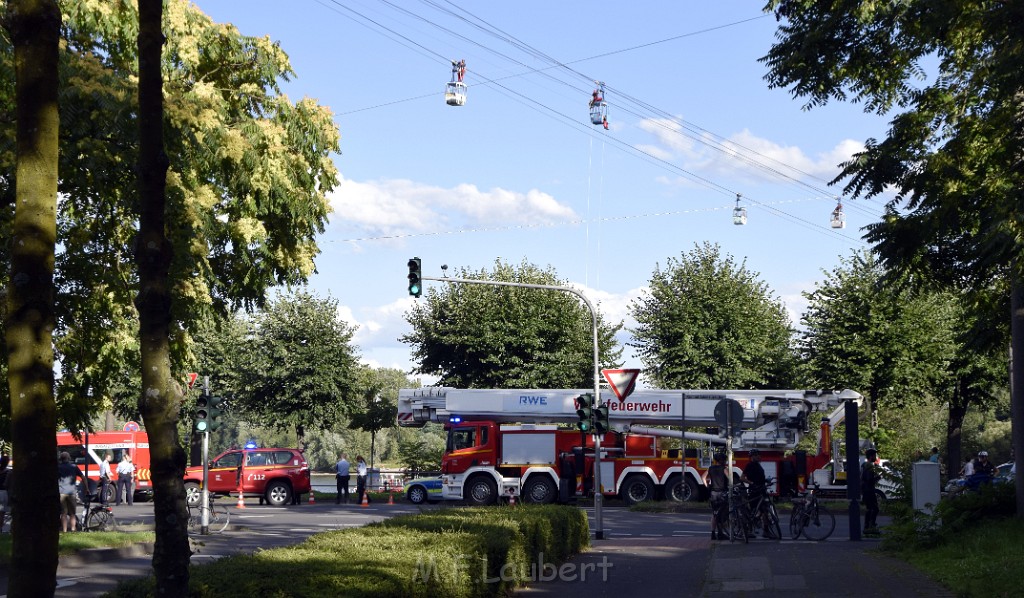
top-left (56, 430), bottom-right (153, 503)
top-left (397, 387), bottom-right (862, 505)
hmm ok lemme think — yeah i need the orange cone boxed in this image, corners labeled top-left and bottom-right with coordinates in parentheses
top-left (236, 488), bottom-right (246, 509)
top-left (387, 493), bottom-right (394, 506)
top-left (361, 492), bottom-right (369, 507)
top-left (308, 490), bottom-right (316, 505)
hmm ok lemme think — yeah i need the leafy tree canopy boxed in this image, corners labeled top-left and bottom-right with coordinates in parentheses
top-left (0, 0), bottom-right (340, 431)
top-left (232, 290), bottom-right (360, 440)
top-left (402, 258), bottom-right (623, 389)
top-left (628, 242), bottom-right (796, 389)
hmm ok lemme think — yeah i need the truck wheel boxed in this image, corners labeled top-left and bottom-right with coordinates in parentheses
top-left (622, 474), bottom-right (655, 505)
top-left (523, 476), bottom-right (557, 504)
top-left (265, 480), bottom-right (292, 507)
top-left (103, 483), bottom-right (117, 505)
top-left (184, 482), bottom-right (201, 507)
top-left (465, 475), bottom-right (498, 506)
top-left (665, 474), bottom-right (699, 503)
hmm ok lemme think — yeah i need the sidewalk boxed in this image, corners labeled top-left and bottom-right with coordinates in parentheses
top-left (516, 535), bottom-right (956, 598)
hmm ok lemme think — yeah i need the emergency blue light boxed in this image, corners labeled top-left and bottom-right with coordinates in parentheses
top-left (450, 415), bottom-right (462, 424)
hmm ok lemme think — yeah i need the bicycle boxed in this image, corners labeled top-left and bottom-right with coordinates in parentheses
top-left (729, 478), bottom-right (782, 540)
top-left (789, 482), bottom-right (836, 541)
top-left (76, 493), bottom-right (117, 532)
top-left (712, 485), bottom-right (752, 543)
top-left (188, 496), bottom-right (230, 534)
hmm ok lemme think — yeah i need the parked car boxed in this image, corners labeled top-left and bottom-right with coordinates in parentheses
top-left (184, 447), bottom-right (311, 507)
top-left (944, 461), bottom-right (1015, 495)
top-left (404, 475), bottom-right (443, 504)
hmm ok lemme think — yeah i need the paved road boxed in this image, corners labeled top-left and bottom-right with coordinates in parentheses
top-left (0, 501), bottom-right (955, 597)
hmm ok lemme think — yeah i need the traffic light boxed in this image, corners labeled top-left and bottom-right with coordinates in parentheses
top-left (593, 403), bottom-right (610, 434)
top-left (194, 393), bottom-right (211, 433)
top-left (407, 257), bottom-right (422, 297)
top-left (575, 393), bottom-right (594, 432)
top-left (207, 396), bottom-right (225, 432)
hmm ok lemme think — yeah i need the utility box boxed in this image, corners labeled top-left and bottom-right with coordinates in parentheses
top-left (912, 461), bottom-right (941, 514)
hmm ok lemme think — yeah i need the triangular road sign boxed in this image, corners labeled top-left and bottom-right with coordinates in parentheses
top-left (187, 372), bottom-right (199, 389)
top-left (602, 368), bottom-right (640, 402)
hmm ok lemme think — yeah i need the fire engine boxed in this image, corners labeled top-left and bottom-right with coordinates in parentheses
top-left (56, 430), bottom-right (153, 503)
top-left (397, 387), bottom-right (864, 505)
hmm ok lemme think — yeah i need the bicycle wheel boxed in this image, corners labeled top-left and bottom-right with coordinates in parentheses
top-left (789, 504), bottom-right (805, 539)
top-left (730, 507), bottom-right (749, 544)
top-left (85, 508), bottom-right (116, 531)
top-left (801, 502), bottom-right (836, 541)
top-left (765, 503), bottom-right (782, 540)
top-left (208, 505), bottom-right (230, 534)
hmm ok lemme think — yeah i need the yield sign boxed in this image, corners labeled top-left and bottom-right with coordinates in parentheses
top-left (186, 372), bottom-right (199, 389)
top-left (602, 368), bottom-right (640, 402)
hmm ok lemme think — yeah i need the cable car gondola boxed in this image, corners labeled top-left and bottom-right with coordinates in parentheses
top-left (733, 193), bottom-right (747, 225)
top-left (589, 81), bottom-right (608, 129)
top-left (446, 59), bottom-right (466, 106)
top-left (830, 199), bottom-right (846, 229)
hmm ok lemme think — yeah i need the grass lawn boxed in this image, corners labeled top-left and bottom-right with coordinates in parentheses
top-left (0, 530), bottom-right (156, 567)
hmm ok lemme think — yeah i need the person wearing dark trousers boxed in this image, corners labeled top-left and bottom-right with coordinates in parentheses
top-left (98, 453), bottom-right (113, 505)
top-left (861, 448), bottom-right (880, 535)
top-left (335, 453), bottom-right (350, 504)
top-left (355, 455), bottom-right (368, 503)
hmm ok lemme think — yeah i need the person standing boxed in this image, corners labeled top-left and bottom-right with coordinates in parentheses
top-left (116, 453), bottom-right (135, 506)
top-left (861, 448), bottom-right (880, 535)
top-left (58, 452), bottom-right (85, 532)
top-left (708, 452), bottom-right (728, 540)
top-left (740, 448), bottom-right (770, 534)
top-left (355, 455), bottom-right (368, 503)
top-left (0, 455), bottom-right (10, 533)
top-left (335, 453), bottom-right (351, 504)
top-left (98, 453), bottom-right (113, 505)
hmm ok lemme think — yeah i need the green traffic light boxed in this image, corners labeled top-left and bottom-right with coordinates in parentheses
top-left (195, 420), bottom-right (208, 432)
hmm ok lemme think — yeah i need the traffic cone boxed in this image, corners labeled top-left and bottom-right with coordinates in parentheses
top-left (236, 488), bottom-right (246, 509)
top-left (387, 492), bottom-right (394, 506)
top-left (361, 492), bottom-right (369, 507)
top-left (308, 489), bottom-right (316, 505)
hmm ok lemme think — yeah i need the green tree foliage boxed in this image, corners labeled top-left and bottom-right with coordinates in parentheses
top-left (762, 0), bottom-right (1023, 514)
top-left (0, 0), bottom-right (340, 431)
top-left (397, 426), bottom-right (446, 474)
top-left (628, 242), bottom-right (796, 389)
top-left (233, 290), bottom-right (360, 443)
top-left (402, 259), bottom-right (622, 389)
top-left (348, 366), bottom-right (406, 468)
top-left (800, 252), bottom-right (957, 411)
top-left (3, 0), bottom-right (62, 594)
top-left (797, 251), bottom-right (1004, 465)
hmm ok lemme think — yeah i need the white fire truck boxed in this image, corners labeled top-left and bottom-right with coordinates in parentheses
top-left (397, 387), bottom-right (863, 505)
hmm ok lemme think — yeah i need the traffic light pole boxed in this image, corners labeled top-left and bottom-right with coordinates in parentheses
top-left (201, 376), bottom-right (211, 534)
top-left (421, 274), bottom-right (607, 540)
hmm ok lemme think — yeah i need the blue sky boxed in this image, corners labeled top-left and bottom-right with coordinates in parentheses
top-left (195, 1), bottom-right (892, 383)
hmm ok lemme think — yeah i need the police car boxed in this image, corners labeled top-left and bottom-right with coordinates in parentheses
top-left (403, 475), bottom-right (443, 504)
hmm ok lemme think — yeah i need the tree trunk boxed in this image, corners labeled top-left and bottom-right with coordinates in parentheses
top-left (4, 1), bottom-right (61, 595)
top-left (1011, 268), bottom-right (1024, 518)
top-left (134, 2), bottom-right (191, 593)
top-left (946, 386), bottom-right (968, 482)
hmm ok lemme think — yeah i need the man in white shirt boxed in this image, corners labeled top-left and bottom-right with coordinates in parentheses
top-left (116, 454), bottom-right (135, 506)
top-left (99, 453), bottom-right (113, 505)
top-left (335, 454), bottom-right (350, 504)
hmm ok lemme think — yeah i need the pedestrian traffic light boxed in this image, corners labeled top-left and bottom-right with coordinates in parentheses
top-left (575, 393), bottom-right (594, 433)
top-left (593, 403), bottom-right (610, 434)
top-left (207, 396), bottom-right (225, 432)
top-left (407, 257), bottom-right (422, 297)
top-left (194, 393), bottom-right (211, 433)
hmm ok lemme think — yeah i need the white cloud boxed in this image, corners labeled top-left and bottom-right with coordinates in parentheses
top-left (634, 118), bottom-right (864, 188)
top-left (327, 175), bottom-right (578, 238)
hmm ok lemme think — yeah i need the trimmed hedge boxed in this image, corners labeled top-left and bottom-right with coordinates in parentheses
top-left (107, 504), bottom-right (589, 597)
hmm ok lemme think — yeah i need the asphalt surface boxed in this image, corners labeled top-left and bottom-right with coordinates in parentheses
top-left (0, 503), bottom-right (956, 597)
